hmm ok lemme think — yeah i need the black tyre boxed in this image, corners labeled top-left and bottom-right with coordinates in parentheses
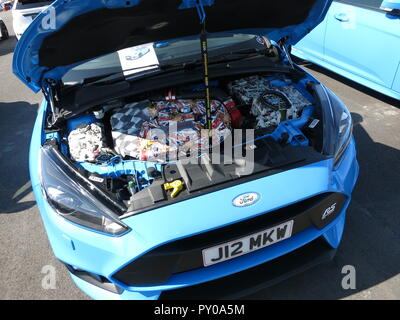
top-left (0, 21), bottom-right (9, 40)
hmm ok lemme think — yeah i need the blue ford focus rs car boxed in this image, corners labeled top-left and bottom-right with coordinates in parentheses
top-left (293, 0), bottom-right (400, 100)
top-left (13, 0), bottom-right (359, 300)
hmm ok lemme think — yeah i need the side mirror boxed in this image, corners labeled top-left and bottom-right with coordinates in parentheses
top-left (381, 0), bottom-right (400, 17)
top-left (381, 0), bottom-right (400, 10)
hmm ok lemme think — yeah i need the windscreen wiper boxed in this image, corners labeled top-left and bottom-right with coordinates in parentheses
top-left (80, 64), bottom-right (161, 86)
top-left (208, 50), bottom-right (268, 65)
top-left (161, 48), bottom-right (271, 70)
top-left (79, 61), bottom-right (204, 87)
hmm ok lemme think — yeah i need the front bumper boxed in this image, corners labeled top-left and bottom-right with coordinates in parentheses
top-left (30, 103), bottom-right (359, 300)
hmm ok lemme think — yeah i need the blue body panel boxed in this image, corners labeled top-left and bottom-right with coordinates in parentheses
top-left (293, 1), bottom-right (400, 100)
top-left (30, 90), bottom-right (359, 300)
top-left (392, 62), bottom-right (400, 94)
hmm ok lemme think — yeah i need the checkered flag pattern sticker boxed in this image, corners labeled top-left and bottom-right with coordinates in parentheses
top-left (110, 99), bottom-right (232, 162)
top-left (110, 101), bottom-right (150, 136)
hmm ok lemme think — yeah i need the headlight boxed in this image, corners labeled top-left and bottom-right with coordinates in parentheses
top-left (324, 87), bottom-right (353, 166)
top-left (39, 142), bottom-right (130, 236)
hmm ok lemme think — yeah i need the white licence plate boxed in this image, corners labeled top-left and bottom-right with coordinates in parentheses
top-left (202, 220), bottom-right (294, 267)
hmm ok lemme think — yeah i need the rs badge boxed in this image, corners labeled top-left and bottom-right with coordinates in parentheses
top-left (322, 203), bottom-right (337, 220)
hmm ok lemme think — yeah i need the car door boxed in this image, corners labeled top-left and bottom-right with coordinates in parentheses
top-left (291, 14), bottom-right (328, 65)
top-left (323, 0), bottom-right (400, 90)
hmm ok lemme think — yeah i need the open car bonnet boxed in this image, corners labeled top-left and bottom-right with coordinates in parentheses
top-left (13, 0), bottom-right (332, 92)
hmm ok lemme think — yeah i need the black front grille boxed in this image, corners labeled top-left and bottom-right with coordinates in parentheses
top-left (159, 237), bottom-right (336, 300)
top-left (112, 192), bottom-right (346, 287)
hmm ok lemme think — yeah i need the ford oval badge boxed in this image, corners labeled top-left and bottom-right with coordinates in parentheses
top-left (233, 193), bottom-right (260, 208)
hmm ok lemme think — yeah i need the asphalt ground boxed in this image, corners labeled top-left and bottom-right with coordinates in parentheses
top-left (0, 10), bottom-right (399, 300)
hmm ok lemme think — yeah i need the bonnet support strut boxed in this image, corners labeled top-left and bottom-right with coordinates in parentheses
top-left (196, 1), bottom-right (213, 143)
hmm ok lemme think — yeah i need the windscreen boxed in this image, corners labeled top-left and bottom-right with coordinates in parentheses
top-left (61, 33), bottom-right (266, 85)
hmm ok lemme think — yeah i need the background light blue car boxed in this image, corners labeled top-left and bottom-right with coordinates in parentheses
top-left (292, 0), bottom-right (400, 100)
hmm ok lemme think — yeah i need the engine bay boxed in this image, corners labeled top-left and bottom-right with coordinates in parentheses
top-left (54, 73), bottom-right (323, 214)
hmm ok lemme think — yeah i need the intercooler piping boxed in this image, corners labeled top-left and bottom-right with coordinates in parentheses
top-left (77, 158), bottom-right (162, 191)
top-left (235, 105), bottom-right (315, 148)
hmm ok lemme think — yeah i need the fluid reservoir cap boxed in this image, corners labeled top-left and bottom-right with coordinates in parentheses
top-left (147, 167), bottom-right (160, 178)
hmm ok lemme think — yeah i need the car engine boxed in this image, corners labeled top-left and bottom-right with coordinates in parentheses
top-left (61, 74), bottom-right (320, 212)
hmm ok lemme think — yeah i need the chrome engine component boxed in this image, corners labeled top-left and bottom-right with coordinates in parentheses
top-left (68, 123), bottom-right (104, 162)
top-left (228, 76), bottom-right (311, 129)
